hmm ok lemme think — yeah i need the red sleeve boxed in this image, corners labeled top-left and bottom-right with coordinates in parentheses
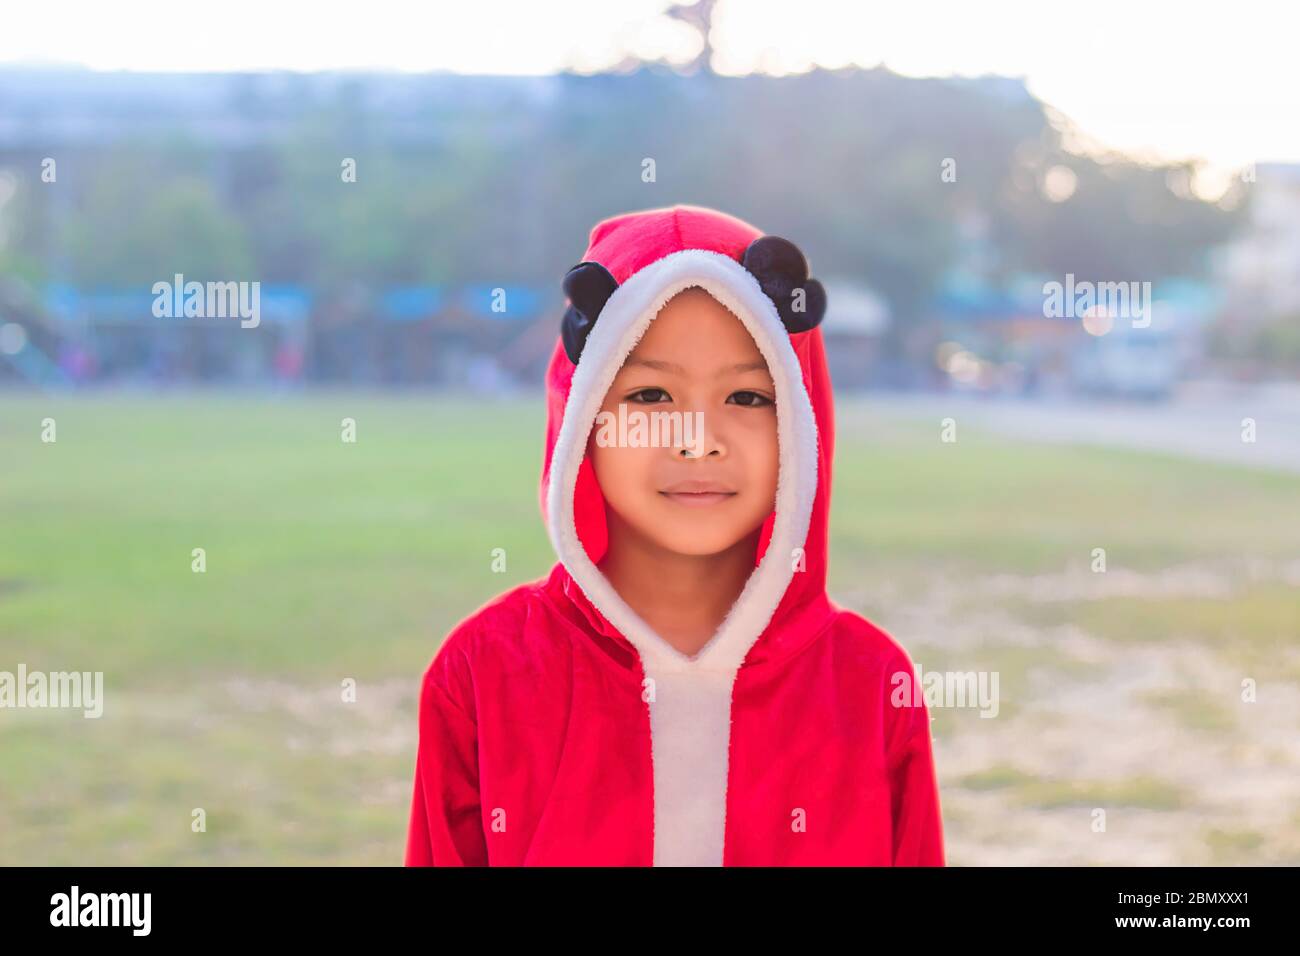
top-left (404, 652), bottom-right (489, 866)
top-left (885, 660), bottom-right (946, 866)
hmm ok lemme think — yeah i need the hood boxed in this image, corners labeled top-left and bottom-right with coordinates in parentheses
top-left (540, 204), bottom-right (836, 677)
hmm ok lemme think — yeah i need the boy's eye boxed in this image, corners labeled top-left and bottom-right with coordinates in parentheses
top-left (627, 387), bottom-right (671, 404)
top-left (726, 390), bottom-right (774, 407)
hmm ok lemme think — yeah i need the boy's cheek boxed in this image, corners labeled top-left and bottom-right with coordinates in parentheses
top-left (591, 446), bottom-right (660, 510)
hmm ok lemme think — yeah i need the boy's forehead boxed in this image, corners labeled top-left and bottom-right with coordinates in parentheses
top-left (633, 287), bottom-right (765, 357)
top-left (622, 333), bottom-right (770, 379)
top-left (664, 285), bottom-right (733, 313)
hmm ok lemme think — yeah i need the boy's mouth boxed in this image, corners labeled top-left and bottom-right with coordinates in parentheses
top-left (659, 479), bottom-right (737, 507)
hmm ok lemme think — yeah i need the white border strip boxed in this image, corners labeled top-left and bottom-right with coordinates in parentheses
top-left (546, 248), bottom-right (818, 674)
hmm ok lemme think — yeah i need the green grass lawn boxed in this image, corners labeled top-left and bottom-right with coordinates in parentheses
top-left (2, 393), bottom-right (1297, 864)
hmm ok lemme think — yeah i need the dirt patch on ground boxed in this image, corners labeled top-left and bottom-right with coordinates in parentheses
top-left (837, 559), bottom-right (1300, 864)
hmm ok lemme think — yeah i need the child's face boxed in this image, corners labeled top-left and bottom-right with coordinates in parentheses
top-left (590, 287), bottom-right (779, 557)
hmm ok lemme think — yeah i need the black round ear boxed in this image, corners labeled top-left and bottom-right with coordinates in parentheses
top-left (560, 261), bottom-right (619, 364)
top-left (741, 236), bottom-right (827, 334)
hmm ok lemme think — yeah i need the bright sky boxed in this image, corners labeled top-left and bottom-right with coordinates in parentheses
top-left (2, 0), bottom-right (1296, 173)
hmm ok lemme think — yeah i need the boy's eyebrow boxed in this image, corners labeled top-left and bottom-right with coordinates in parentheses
top-left (623, 357), bottom-right (771, 376)
top-left (624, 357), bottom-right (685, 374)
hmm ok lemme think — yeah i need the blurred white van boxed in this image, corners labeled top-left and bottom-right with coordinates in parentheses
top-left (1070, 324), bottom-right (1179, 400)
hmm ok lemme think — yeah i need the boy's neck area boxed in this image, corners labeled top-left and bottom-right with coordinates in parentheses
top-left (597, 511), bottom-right (760, 659)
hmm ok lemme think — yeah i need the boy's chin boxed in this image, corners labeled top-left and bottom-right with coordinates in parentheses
top-left (644, 518), bottom-right (761, 559)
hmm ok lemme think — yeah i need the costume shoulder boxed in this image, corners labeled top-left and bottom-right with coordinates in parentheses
top-left (827, 606), bottom-right (921, 675)
top-left (421, 576), bottom-right (561, 717)
top-left (826, 607), bottom-right (930, 751)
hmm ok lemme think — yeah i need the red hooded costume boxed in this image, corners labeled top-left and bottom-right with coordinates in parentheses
top-left (405, 205), bottom-right (945, 866)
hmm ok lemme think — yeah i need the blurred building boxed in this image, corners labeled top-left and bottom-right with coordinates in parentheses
top-left (1216, 163), bottom-right (1300, 318)
top-left (1207, 163), bottom-right (1300, 379)
top-left (819, 278), bottom-right (890, 389)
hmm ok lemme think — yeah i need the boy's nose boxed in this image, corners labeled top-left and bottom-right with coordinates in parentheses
top-left (676, 408), bottom-right (725, 459)
top-left (679, 440), bottom-right (725, 459)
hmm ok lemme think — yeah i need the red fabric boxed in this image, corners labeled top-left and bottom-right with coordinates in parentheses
top-left (406, 205), bottom-right (945, 866)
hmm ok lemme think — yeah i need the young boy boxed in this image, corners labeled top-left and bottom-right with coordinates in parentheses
top-left (405, 204), bottom-right (945, 866)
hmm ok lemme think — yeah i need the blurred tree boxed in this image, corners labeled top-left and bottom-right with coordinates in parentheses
top-left (665, 0), bottom-right (718, 73)
top-left (63, 150), bottom-right (252, 286)
top-left (2, 67), bottom-right (1243, 344)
